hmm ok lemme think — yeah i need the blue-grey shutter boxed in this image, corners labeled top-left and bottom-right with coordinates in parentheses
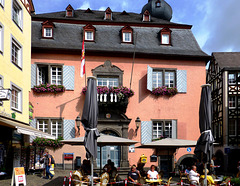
top-left (31, 64), bottom-right (37, 88)
top-left (63, 120), bottom-right (75, 140)
top-left (177, 70), bottom-right (187, 93)
top-left (147, 65), bottom-right (153, 91)
top-left (63, 66), bottom-right (75, 90)
top-left (141, 121), bottom-right (152, 144)
top-left (172, 120), bottom-right (177, 139)
top-left (30, 119), bottom-right (36, 142)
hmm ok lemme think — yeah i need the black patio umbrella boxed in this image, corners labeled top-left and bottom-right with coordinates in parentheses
top-left (194, 84), bottom-right (214, 184)
top-left (81, 76), bottom-right (100, 185)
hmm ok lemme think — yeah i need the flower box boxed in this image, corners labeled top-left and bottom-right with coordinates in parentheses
top-left (151, 86), bottom-right (177, 96)
top-left (33, 83), bottom-right (65, 93)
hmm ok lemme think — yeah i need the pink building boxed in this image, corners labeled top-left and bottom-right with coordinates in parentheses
top-left (30, 0), bottom-right (210, 175)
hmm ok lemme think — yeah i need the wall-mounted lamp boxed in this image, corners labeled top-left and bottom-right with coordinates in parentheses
top-left (75, 116), bottom-right (81, 134)
top-left (135, 117), bottom-right (141, 131)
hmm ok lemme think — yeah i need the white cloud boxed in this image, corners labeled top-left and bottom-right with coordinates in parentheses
top-left (99, 6), bottom-right (106, 11)
top-left (121, 1), bottom-right (128, 10)
top-left (78, 1), bottom-right (91, 10)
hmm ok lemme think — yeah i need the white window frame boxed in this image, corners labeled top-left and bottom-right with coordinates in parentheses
top-left (229, 96), bottom-right (236, 109)
top-left (228, 73), bottom-right (236, 84)
top-left (37, 119), bottom-right (63, 138)
top-left (97, 77), bottom-right (119, 88)
top-left (11, 84), bottom-right (22, 112)
top-left (44, 27), bottom-right (53, 38)
top-left (0, 0), bottom-right (4, 8)
top-left (12, 0), bottom-right (23, 29)
top-left (162, 34), bottom-right (170, 44)
top-left (51, 66), bottom-right (62, 85)
top-left (123, 32), bottom-right (132, 42)
top-left (51, 120), bottom-right (63, 138)
top-left (152, 120), bottom-right (172, 139)
top-left (0, 75), bottom-right (3, 88)
top-left (85, 31), bottom-right (93, 41)
top-left (37, 64), bottom-right (63, 85)
top-left (37, 120), bottom-right (49, 133)
top-left (0, 23), bottom-right (3, 54)
top-left (152, 70), bottom-right (175, 88)
top-left (11, 37), bottom-right (22, 68)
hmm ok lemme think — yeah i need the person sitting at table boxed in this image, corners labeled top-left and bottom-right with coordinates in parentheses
top-left (185, 167), bottom-right (191, 175)
top-left (128, 165), bottom-right (140, 184)
top-left (81, 159), bottom-right (91, 175)
top-left (200, 169), bottom-right (215, 185)
top-left (189, 165), bottom-right (200, 185)
top-left (147, 165), bottom-right (159, 179)
top-left (103, 159), bottom-right (112, 174)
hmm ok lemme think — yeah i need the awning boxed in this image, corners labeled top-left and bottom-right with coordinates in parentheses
top-left (0, 116), bottom-right (55, 139)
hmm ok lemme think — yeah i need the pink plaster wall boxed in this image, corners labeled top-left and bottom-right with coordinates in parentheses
top-left (31, 53), bottom-right (206, 167)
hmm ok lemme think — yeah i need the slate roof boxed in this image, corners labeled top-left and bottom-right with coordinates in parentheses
top-left (213, 52), bottom-right (240, 69)
top-left (32, 9), bottom-right (209, 59)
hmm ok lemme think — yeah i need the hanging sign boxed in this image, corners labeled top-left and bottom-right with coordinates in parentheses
top-left (0, 89), bottom-right (11, 100)
top-left (11, 167), bottom-right (26, 186)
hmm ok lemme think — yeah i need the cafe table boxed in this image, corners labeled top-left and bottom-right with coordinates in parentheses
top-left (146, 178), bottom-right (162, 185)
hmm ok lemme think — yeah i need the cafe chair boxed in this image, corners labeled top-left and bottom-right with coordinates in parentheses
top-left (179, 170), bottom-right (188, 183)
top-left (167, 177), bottom-right (172, 186)
top-left (99, 172), bottom-right (109, 186)
top-left (187, 174), bottom-right (199, 185)
top-left (72, 170), bottom-right (83, 186)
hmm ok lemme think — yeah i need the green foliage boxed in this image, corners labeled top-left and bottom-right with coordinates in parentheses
top-left (32, 137), bottom-right (64, 150)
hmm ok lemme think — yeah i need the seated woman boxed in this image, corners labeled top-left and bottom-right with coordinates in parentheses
top-left (128, 165), bottom-right (140, 184)
top-left (147, 165), bottom-right (159, 180)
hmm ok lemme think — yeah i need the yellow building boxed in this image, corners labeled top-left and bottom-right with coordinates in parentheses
top-left (0, 0), bottom-right (53, 175)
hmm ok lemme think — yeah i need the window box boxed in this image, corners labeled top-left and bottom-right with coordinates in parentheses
top-left (82, 86), bottom-right (134, 98)
top-left (32, 137), bottom-right (64, 150)
top-left (151, 86), bottom-right (178, 96)
top-left (33, 83), bottom-right (65, 93)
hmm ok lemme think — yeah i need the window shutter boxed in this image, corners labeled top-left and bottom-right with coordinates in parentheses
top-left (147, 65), bottom-right (153, 91)
top-left (171, 120), bottom-right (177, 139)
top-left (63, 120), bottom-right (75, 140)
top-left (141, 121), bottom-right (152, 144)
top-left (30, 119), bottom-right (36, 142)
top-left (63, 65), bottom-right (75, 90)
top-left (177, 70), bottom-right (187, 93)
top-left (31, 64), bottom-right (37, 88)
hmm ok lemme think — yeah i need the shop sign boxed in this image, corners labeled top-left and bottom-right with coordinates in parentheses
top-left (0, 89), bottom-right (11, 100)
top-left (11, 167), bottom-right (26, 186)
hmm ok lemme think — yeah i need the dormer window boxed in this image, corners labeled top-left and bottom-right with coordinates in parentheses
top-left (104, 7), bottom-right (112, 20)
top-left (160, 27), bottom-right (172, 45)
top-left (41, 20), bottom-right (55, 39)
top-left (121, 25), bottom-right (133, 44)
top-left (156, 0), bottom-right (161, 7)
top-left (143, 10), bottom-right (151, 22)
top-left (83, 24), bottom-right (96, 42)
top-left (66, 4), bottom-right (74, 17)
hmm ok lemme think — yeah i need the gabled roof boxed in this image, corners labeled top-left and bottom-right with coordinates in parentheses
top-left (32, 9), bottom-right (185, 27)
top-left (32, 21), bottom-right (209, 59)
top-left (212, 52), bottom-right (240, 69)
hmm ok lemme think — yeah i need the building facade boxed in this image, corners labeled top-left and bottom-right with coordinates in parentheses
top-left (0, 0), bottom-right (37, 175)
top-left (30, 0), bottom-right (209, 173)
top-left (207, 52), bottom-right (240, 174)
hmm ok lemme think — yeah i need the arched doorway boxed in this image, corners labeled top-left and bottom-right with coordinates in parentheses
top-left (96, 130), bottom-right (121, 168)
top-left (177, 154), bottom-right (197, 171)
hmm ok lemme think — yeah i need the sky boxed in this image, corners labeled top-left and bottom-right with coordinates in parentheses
top-left (32, 0), bottom-right (240, 55)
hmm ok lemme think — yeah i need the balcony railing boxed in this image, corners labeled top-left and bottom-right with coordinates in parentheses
top-left (97, 93), bottom-right (119, 103)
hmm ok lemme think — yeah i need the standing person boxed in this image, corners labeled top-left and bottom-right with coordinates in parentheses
top-left (43, 150), bottom-right (54, 180)
top-left (189, 165), bottom-right (200, 185)
top-left (128, 165), bottom-right (140, 184)
top-left (147, 165), bottom-right (159, 179)
top-left (210, 155), bottom-right (217, 175)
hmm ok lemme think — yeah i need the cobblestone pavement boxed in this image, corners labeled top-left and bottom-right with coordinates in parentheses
top-left (0, 169), bottom-right (72, 186)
